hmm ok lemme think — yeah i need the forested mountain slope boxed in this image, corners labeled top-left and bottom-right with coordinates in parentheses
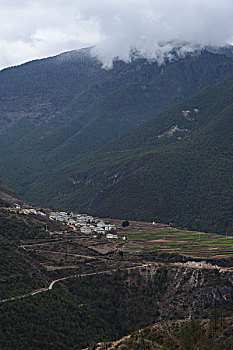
top-left (1, 50), bottom-right (233, 199)
top-left (25, 74), bottom-right (233, 234)
top-left (0, 47), bottom-right (167, 133)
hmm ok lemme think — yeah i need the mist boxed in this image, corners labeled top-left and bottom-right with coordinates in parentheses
top-left (89, 0), bottom-right (233, 66)
top-left (0, 0), bottom-right (233, 69)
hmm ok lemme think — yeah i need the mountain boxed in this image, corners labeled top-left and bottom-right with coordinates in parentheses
top-left (1, 48), bottom-right (233, 202)
top-left (1, 39), bottom-right (233, 346)
top-left (23, 73), bottom-right (233, 234)
top-left (0, 48), bottom-right (162, 133)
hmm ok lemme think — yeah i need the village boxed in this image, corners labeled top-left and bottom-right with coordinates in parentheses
top-left (7, 202), bottom-right (125, 240)
top-left (2, 196), bottom-right (232, 261)
top-left (49, 210), bottom-right (121, 239)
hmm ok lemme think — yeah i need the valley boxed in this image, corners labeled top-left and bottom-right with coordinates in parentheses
top-left (1, 49), bottom-right (233, 238)
top-left (0, 45), bottom-right (233, 349)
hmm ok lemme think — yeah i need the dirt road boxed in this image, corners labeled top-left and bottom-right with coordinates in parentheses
top-left (1, 261), bottom-right (232, 304)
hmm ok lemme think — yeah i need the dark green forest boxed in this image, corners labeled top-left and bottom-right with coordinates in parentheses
top-left (0, 270), bottom-right (232, 350)
top-left (1, 45), bottom-right (233, 350)
top-left (0, 269), bottom-right (167, 350)
top-left (1, 51), bottom-right (233, 217)
top-left (17, 73), bottom-right (233, 235)
top-left (1, 49), bottom-right (233, 235)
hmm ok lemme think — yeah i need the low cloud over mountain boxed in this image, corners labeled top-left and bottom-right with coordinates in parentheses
top-left (1, 0), bottom-right (233, 68)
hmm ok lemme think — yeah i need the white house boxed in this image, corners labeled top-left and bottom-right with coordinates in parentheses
top-left (67, 219), bottom-right (77, 225)
top-left (97, 221), bottom-right (105, 228)
top-left (80, 227), bottom-right (92, 234)
top-left (95, 227), bottom-right (105, 233)
top-left (105, 225), bottom-right (117, 232)
top-left (30, 209), bottom-right (37, 215)
top-left (106, 234), bottom-right (118, 239)
top-left (56, 217), bottom-right (65, 222)
top-left (38, 211), bottom-right (46, 217)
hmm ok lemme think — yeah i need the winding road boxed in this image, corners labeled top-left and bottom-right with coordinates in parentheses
top-left (0, 264), bottom-right (151, 304)
top-left (0, 261), bottom-right (232, 304)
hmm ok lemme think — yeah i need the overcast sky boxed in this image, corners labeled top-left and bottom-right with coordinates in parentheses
top-left (0, 0), bottom-right (233, 69)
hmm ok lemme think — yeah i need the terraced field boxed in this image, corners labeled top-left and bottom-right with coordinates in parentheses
top-left (118, 229), bottom-right (233, 258)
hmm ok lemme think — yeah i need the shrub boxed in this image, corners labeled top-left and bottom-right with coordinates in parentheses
top-left (122, 220), bottom-right (129, 227)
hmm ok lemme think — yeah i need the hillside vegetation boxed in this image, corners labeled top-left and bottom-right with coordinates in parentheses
top-left (23, 73), bottom-right (233, 234)
top-left (1, 51), bottom-right (233, 199)
top-left (1, 49), bottom-right (233, 234)
top-left (0, 185), bottom-right (232, 350)
top-left (94, 317), bottom-right (233, 350)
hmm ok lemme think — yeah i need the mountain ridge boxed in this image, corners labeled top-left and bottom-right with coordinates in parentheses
top-left (1, 48), bottom-right (233, 234)
top-left (1, 50), bottom-right (233, 195)
top-left (21, 73), bottom-right (233, 234)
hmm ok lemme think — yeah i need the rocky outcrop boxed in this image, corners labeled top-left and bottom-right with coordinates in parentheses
top-left (137, 263), bottom-right (233, 321)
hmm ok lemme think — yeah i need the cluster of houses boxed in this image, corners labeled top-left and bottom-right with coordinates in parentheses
top-left (12, 203), bottom-right (46, 217)
top-left (21, 208), bottom-right (46, 216)
top-left (10, 203), bottom-right (122, 240)
top-left (49, 211), bottom-right (119, 239)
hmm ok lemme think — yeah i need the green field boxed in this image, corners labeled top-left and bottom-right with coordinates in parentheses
top-left (121, 229), bottom-right (233, 257)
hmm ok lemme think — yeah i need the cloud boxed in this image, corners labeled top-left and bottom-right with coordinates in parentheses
top-left (0, 0), bottom-right (102, 69)
top-left (90, 0), bottom-right (233, 66)
top-left (0, 0), bottom-right (233, 69)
